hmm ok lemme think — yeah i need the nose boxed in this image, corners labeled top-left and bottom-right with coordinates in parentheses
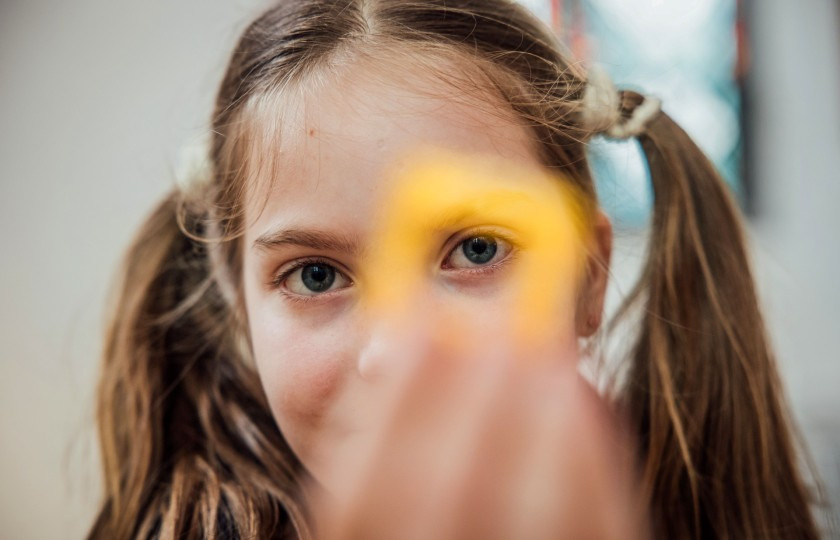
top-left (356, 317), bottom-right (412, 381)
top-left (355, 298), bottom-right (439, 382)
top-left (356, 329), bottom-right (389, 381)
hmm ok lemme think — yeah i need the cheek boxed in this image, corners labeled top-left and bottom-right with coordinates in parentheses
top-left (247, 302), bottom-right (353, 457)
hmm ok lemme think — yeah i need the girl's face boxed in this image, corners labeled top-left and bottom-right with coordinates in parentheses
top-left (240, 59), bottom-right (600, 487)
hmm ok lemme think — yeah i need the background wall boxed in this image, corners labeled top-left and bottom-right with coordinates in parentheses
top-left (1, 0), bottom-right (837, 537)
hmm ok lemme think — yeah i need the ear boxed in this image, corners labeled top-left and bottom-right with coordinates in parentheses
top-left (575, 210), bottom-right (612, 337)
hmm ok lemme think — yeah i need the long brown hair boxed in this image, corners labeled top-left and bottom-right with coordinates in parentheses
top-left (89, 1), bottom-right (821, 538)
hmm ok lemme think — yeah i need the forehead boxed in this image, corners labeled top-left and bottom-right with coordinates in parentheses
top-left (241, 51), bottom-right (541, 234)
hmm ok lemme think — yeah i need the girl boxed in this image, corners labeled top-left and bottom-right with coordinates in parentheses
top-left (89, 0), bottom-right (822, 538)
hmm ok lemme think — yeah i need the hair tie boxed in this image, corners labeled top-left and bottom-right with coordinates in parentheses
top-left (581, 65), bottom-right (661, 139)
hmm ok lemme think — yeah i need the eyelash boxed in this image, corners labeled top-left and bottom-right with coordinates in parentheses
top-left (270, 229), bottom-right (518, 300)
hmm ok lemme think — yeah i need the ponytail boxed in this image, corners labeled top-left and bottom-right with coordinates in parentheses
top-left (616, 92), bottom-right (821, 538)
top-left (89, 191), bottom-right (310, 539)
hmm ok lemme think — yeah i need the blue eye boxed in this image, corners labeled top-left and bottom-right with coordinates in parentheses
top-left (301, 264), bottom-right (335, 292)
top-left (461, 236), bottom-right (498, 265)
top-left (281, 261), bottom-right (351, 296)
top-left (445, 234), bottom-right (511, 270)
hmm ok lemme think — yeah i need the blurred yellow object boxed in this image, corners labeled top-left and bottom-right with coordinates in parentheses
top-left (363, 149), bottom-right (590, 343)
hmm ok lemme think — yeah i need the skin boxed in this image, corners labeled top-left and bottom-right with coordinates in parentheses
top-left (240, 55), bottom-right (621, 537)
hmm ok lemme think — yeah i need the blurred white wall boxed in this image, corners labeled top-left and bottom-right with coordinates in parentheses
top-left (0, 0), bottom-right (837, 538)
top-left (0, 0), bottom-right (267, 537)
top-left (748, 0), bottom-right (840, 529)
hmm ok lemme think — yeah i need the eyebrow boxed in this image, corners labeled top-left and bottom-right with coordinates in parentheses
top-left (252, 227), bottom-right (361, 255)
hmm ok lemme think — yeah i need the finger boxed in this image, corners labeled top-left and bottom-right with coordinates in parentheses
top-left (349, 325), bottom-right (581, 539)
top-left (509, 372), bottom-right (644, 540)
top-left (318, 301), bottom-right (590, 539)
top-left (321, 316), bottom-right (516, 539)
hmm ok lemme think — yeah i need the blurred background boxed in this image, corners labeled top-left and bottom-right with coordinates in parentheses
top-left (1, 0), bottom-right (837, 537)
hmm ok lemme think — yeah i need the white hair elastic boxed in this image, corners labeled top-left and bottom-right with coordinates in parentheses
top-left (581, 65), bottom-right (662, 139)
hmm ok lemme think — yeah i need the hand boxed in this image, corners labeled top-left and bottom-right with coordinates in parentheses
top-left (309, 314), bottom-right (647, 540)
